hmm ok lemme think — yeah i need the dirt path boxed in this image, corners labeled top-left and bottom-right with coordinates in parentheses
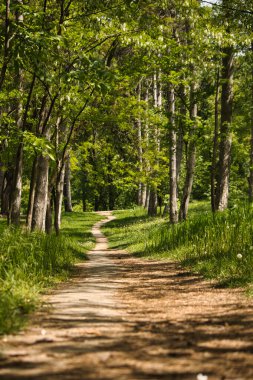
top-left (1, 212), bottom-right (253, 380)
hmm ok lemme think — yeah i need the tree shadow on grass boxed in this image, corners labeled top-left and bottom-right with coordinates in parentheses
top-left (103, 214), bottom-right (151, 230)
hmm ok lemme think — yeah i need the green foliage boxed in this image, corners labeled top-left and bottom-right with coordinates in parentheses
top-left (0, 212), bottom-right (102, 334)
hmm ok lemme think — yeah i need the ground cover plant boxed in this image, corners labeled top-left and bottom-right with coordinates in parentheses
top-left (103, 202), bottom-right (253, 290)
top-left (0, 212), bottom-right (101, 334)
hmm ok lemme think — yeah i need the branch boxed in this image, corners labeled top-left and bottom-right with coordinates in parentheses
top-left (201, 0), bottom-right (253, 15)
top-left (58, 87), bottom-right (95, 179)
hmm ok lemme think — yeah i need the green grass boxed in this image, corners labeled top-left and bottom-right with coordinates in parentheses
top-left (103, 202), bottom-right (253, 291)
top-left (0, 212), bottom-right (101, 334)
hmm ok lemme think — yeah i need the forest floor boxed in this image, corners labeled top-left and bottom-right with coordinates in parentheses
top-left (1, 212), bottom-right (253, 380)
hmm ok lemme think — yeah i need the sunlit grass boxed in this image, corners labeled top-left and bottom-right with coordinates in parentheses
top-left (103, 202), bottom-right (253, 290)
top-left (0, 212), bottom-right (101, 334)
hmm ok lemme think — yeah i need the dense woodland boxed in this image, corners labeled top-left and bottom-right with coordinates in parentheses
top-left (0, 0), bottom-right (253, 234)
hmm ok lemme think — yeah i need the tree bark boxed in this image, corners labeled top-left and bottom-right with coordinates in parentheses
top-left (168, 84), bottom-right (178, 224)
top-left (45, 190), bottom-right (53, 235)
top-left (249, 41), bottom-right (253, 202)
top-left (136, 81), bottom-right (144, 206)
top-left (63, 154), bottom-right (73, 212)
top-left (143, 83), bottom-right (150, 209)
top-left (145, 186), bottom-right (150, 209)
top-left (179, 84), bottom-right (198, 221)
top-left (177, 85), bottom-right (186, 183)
top-left (1, 171), bottom-right (12, 215)
top-left (0, 0), bottom-right (11, 91)
top-left (8, 0), bottom-right (24, 225)
top-left (0, 164), bottom-right (4, 205)
top-left (54, 164), bottom-right (65, 235)
top-left (26, 156), bottom-right (38, 229)
top-left (211, 69), bottom-right (220, 211)
top-left (9, 143), bottom-right (23, 225)
top-left (215, 46), bottom-right (234, 211)
top-left (31, 155), bottom-right (49, 232)
top-left (148, 185), bottom-right (157, 216)
top-left (142, 184), bottom-right (147, 207)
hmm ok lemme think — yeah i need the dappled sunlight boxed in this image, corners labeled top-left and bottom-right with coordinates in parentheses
top-left (1, 213), bottom-right (253, 379)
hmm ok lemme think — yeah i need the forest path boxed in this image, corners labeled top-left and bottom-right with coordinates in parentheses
top-left (1, 212), bottom-right (253, 379)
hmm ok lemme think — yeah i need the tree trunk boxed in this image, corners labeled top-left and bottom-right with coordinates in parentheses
top-left (177, 85), bottom-right (186, 183)
top-left (249, 42), bottom-right (253, 202)
top-left (168, 84), bottom-right (178, 224)
top-left (26, 156), bottom-right (38, 229)
top-left (8, 2), bottom-right (24, 225)
top-left (0, 0), bottom-right (11, 91)
top-left (1, 171), bottom-right (12, 215)
top-left (137, 82), bottom-right (144, 206)
top-left (9, 143), bottom-right (23, 225)
top-left (63, 154), bottom-right (73, 212)
top-left (147, 71), bottom-right (161, 217)
top-left (179, 84), bottom-right (198, 221)
top-left (145, 186), bottom-right (150, 209)
top-left (215, 46), bottom-right (234, 211)
top-left (142, 184), bottom-right (147, 207)
top-left (211, 69), bottom-right (220, 211)
top-left (45, 190), bottom-right (53, 234)
top-left (31, 155), bottom-right (49, 232)
top-left (148, 186), bottom-right (157, 216)
top-left (54, 164), bottom-right (65, 235)
top-left (80, 168), bottom-right (87, 211)
top-left (0, 163), bottom-right (5, 209)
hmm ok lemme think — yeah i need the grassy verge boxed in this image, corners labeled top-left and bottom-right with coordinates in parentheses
top-left (103, 202), bottom-right (253, 290)
top-left (0, 212), bottom-right (101, 334)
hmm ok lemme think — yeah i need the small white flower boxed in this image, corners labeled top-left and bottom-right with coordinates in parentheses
top-left (237, 254), bottom-right (243, 260)
top-left (197, 374), bottom-right (208, 380)
top-left (41, 329), bottom-right (47, 336)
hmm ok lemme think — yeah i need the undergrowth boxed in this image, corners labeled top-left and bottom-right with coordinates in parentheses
top-left (0, 212), bottom-right (101, 334)
top-left (103, 202), bottom-right (253, 290)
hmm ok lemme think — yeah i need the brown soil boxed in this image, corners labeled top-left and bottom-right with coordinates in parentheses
top-left (0, 211), bottom-right (253, 380)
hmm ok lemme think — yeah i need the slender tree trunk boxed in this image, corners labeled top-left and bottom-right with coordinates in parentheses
top-left (9, 143), bottom-right (23, 225)
top-left (211, 69), bottom-right (220, 211)
top-left (168, 84), bottom-right (178, 224)
top-left (0, 164), bottom-right (4, 205)
top-left (1, 171), bottom-right (12, 215)
top-left (148, 186), bottom-right (157, 216)
top-left (54, 164), bottom-right (65, 235)
top-left (26, 156), bottom-right (38, 229)
top-left (137, 82), bottom-right (144, 206)
top-left (45, 190), bottom-right (53, 235)
top-left (31, 155), bottom-right (49, 232)
top-left (138, 183), bottom-right (143, 206)
top-left (179, 84), bottom-right (198, 221)
top-left (177, 85), bottom-right (186, 183)
top-left (142, 184), bottom-right (147, 207)
top-left (63, 154), bottom-right (73, 212)
top-left (8, 1), bottom-right (24, 225)
top-left (216, 46), bottom-right (234, 211)
top-left (148, 72), bottom-right (161, 217)
top-left (144, 84), bottom-right (150, 209)
top-left (249, 42), bottom-right (253, 201)
top-left (82, 172), bottom-right (87, 212)
top-left (145, 186), bottom-right (150, 209)
top-left (0, 0), bottom-right (11, 91)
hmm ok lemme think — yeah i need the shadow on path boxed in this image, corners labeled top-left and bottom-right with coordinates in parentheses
top-left (0, 211), bottom-right (253, 379)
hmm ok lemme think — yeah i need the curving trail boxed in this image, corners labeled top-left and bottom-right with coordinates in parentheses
top-left (1, 211), bottom-right (253, 379)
